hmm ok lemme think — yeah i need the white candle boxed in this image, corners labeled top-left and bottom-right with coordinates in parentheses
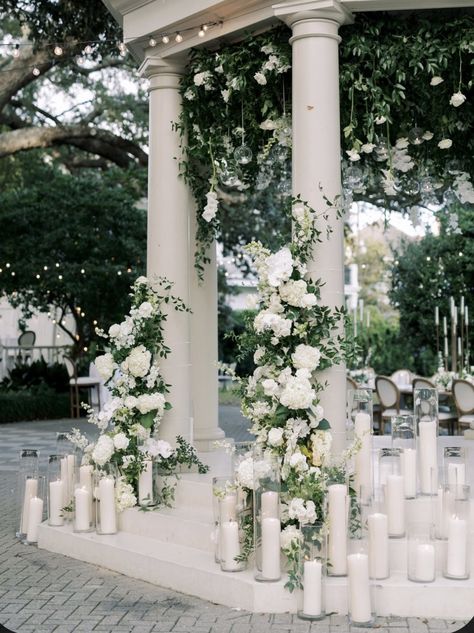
top-left (368, 513), bottom-right (389, 579)
top-left (74, 487), bottom-right (91, 531)
top-left (48, 479), bottom-right (64, 526)
top-left (261, 517), bottom-right (281, 580)
top-left (446, 517), bottom-right (467, 578)
top-left (138, 459), bottom-right (154, 506)
top-left (447, 462), bottom-right (466, 487)
top-left (418, 420), bottom-right (438, 494)
top-left (261, 491), bottom-right (279, 519)
top-left (98, 477), bottom-right (117, 534)
top-left (465, 306), bottom-right (469, 326)
top-left (220, 520), bottom-right (241, 571)
top-left (60, 456), bottom-right (69, 506)
top-left (444, 337), bottom-right (448, 358)
top-left (354, 412), bottom-right (372, 503)
top-left (458, 337), bottom-right (462, 355)
top-left (443, 316), bottom-right (447, 336)
top-left (461, 296), bottom-right (465, 314)
top-left (219, 494), bottom-right (237, 523)
top-left (21, 478), bottom-right (38, 534)
top-left (79, 464), bottom-right (93, 491)
top-left (348, 553), bottom-right (372, 623)
top-left (453, 307), bottom-right (458, 327)
top-left (414, 543), bottom-right (435, 582)
top-left (26, 496), bottom-right (44, 543)
top-left (386, 475), bottom-right (405, 537)
top-left (400, 448), bottom-right (417, 498)
top-left (303, 559), bottom-right (322, 616)
top-left (435, 306), bottom-right (439, 326)
top-left (328, 484), bottom-right (347, 575)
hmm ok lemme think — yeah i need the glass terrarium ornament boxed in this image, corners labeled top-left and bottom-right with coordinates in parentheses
top-left (408, 126), bottom-right (424, 145)
top-left (233, 103), bottom-right (252, 165)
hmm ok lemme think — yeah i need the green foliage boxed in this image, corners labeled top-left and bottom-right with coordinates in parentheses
top-left (1, 359), bottom-right (69, 393)
top-left (0, 164), bottom-right (146, 357)
top-left (0, 388), bottom-right (69, 423)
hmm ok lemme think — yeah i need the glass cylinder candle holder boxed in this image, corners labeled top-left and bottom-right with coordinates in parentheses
top-left (367, 493), bottom-right (390, 580)
top-left (212, 476), bottom-right (237, 564)
top-left (23, 476), bottom-right (46, 545)
top-left (327, 481), bottom-right (349, 577)
top-left (392, 415), bottom-right (417, 499)
top-left (56, 434), bottom-right (77, 510)
top-left (407, 522), bottom-right (436, 583)
top-left (137, 457), bottom-right (157, 508)
top-left (47, 454), bottom-right (66, 527)
top-left (444, 447), bottom-right (467, 488)
top-left (17, 449), bottom-right (40, 538)
top-left (297, 523), bottom-right (327, 621)
top-left (348, 389), bottom-right (374, 505)
top-left (442, 484), bottom-right (470, 580)
top-left (219, 497), bottom-right (249, 573)
top-left (414, 388), bottom-right (439, 496)
top-left (347, 536), bottom-right (375, 626)
top-left (380, 449), bottom-right (405, 538)
top-left (253, 450), bottom-right (281, 582)
top-left (94, 465), bottom-right (118, 535)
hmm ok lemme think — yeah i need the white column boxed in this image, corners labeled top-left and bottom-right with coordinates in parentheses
top-left (190, 220), bottom-right (225, 450)
top-left (275, 0), bottom-right (352, 455)
top-left (143, 59), bottom-right (192, 444)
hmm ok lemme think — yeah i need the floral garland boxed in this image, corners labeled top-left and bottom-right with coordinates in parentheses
top-left (69, 276), bottom-right (207, 511)
top-left (179, 15), bottom-right (473, 272)
top-left (231, 198), bottom-right (357, 590)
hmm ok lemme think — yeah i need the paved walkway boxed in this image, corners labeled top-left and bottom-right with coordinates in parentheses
top-left (0, 410), bottom-right (470, 633)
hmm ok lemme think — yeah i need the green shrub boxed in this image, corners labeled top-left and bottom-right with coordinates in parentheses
top-left (0, 388), bottom-right (69, 423)
top-left (1, 359), bottom-right (69, 393)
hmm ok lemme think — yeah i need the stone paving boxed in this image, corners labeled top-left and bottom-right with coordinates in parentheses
top-left (0, 410), bottom-right (471, 633)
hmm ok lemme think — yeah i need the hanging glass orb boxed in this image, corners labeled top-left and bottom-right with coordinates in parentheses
top-left (218, 159), bottom-right (239, 187)
top-left (406, 180), bottom-right (421, 196)
top-left (273, 144), bottom-right (288, 162)
top-left (344, 165), bottom-right (364, 189)
top-left (374, 142), bottom-right (389, 162)
top-left (408, 127), bottom-right (424, 145)
top-left (420, 177), bottom-right (434, 194)
top-left (234, 144), bottom-right (253, 165)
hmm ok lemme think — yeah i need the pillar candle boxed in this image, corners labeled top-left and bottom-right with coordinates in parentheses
top-left (461, 296), bottom-right (465, 314)
top-left (419, 420), bottom-right (438, 495)
top-left (74, 487), bottom-right (91, 531)
top-left (446, 517), bottom-right (467, 578)
top-left (220, 520), bottom-right (241, 571)
top-left (79, 464), bottom-right (93, 492)
top-left (26, 496), bottom-right (44, 543)
top-left (219, 494), bottom-right (237, 523)
top-left (400, 448), bottom-right (417, 498)
top-left (368, 513), bottom-right (389, 579)
top-left (48, 479), bottom-right (64, 526)
top-left (443, 316), bottom-right (447, 336)
top-left (414, 543), bottom-right (435, 582)
top-left (138, 459), bottom-right (154, 505)
top-left (98, 477), bottom-right (117, 534)
top-left (21, 478), bottom-right (38, 534)
top-left (261, 491), bottom-right (279, 519)
top-left (447, 463), bottom-right (466, 487)
top-left (465, 306), bottom-right (469, 326)
top-left (303, 559), bottom-right (322, 616)
top-left (386, 475), bottom-right (405, 537)
top-left (347, 553), bottom-right (372, 624)
top-left (354, 412), bottom-right (372, 503)
top-left (60, 456), bottom-right (69, 506)
top-left (261, 517), bottom-right (281, 580)
top-left (328, 484), bottom-right (347, 575)
top-left (458, 337), bottom-right (462, 356)
top-left (444, 337), bottom-right (448, 358)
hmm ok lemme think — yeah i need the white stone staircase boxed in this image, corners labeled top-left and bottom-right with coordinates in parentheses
top-left (38, 452), bottom-right (474, 619)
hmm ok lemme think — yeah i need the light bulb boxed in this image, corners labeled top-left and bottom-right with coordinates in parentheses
top-left (203, 24), bottom-right (209, 32)
top-left (81, 268), bottom-right (85, 274)
top-left (162, 35), bottom-right (170, 44)
top-left (54, 45), bottom-right (63, 56)
top-left (175, 32), bottom-right (183, 43)
top-left (36, 274), bottom-right (40, 279)
top-left (32, 67), bottom-right (40, 76)
top-left (148, 37), bottom-right (157, 47)
top-left (13, 45), bottom-right (20, 58)
top-left (198, 26), bottom-right (205, 38)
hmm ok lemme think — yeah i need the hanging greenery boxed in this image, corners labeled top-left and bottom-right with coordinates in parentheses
top-left (179, 12), bottom-right (473, 273)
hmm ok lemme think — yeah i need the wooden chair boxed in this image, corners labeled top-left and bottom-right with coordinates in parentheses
top-left (412, 377), bottom-right (457, 435)
top-left (17, 330), bottom-right (36, 363)
top-left (375, 376), bottom-right (411, 435)
top-left (64, 356), bottom-right (101, 418)
top-left (452, 379), bottom-right (474, 435)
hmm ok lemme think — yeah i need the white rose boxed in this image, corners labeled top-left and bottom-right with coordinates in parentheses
top-left (302, 294), bottom-right (317, 307)
top-left (108, 324), bottom-right (121, 338)
top-left (121, 345), bottom-right (151, 377)
top-left (95, 353), bottom-right (115, 382)
top-left (430, 76), bottom-right (444, 86)
top-left (279, 279), bottom-right (308, 307)
top-left (254, 72), bottom-right (267, 85)
top-left (267, 427), bottom-right (284, 447)
top-left (450, 91), bottom-right (466, 108)
top-left (91, 435), bottom-right (115, 466)
top-left (288, 497), bottom-right (316, 524)
top-left (138, 301), bottom-right (154, 318)
top-left (280, 525), bottom-right (302, 551)
top-left (280, 375), bottom-right (315, 410)
top-left (124, 395), bottom-right (138, 409)
top-left (113, 432), bottom-right (130, 451)
top-left (438, 138), bottom-right (452, 150)
top-left (266, 247), bottom-right (293, 287)
top-left (292, 344), bottom-right (321, 371)
top-left (137, 393), bottom-right (166, 415)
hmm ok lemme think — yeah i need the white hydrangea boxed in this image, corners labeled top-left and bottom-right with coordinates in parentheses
top-left (280, 375), bottom-right (315, 410)
top-left (124, 395), bottom-right (138, 409)
top-left (121, 345), bottom-right (151, 378)
top-left (254, 346), bottom-right (265, 364)
top-left (116, 476), bottom-right (137, 512)
top-left (254, 311), bottom-right (292, 339)
top-left (137, 393), bottom-right (166, 415)
top-left (280, 524), bottom-right (302, 551)
top-left (288, 497), bottom-right (317, 525)
top-left (279, 279), bottom-right (308, 307)
top-left (267, 427), bottom-right (284, 447)
top-left (236, 456), bottom-right (254, 489)
top-left (311, 430), bottom-right (332, 467)
top-left (91, 435), bottom-right (115, 466)
top-left (261, 378), bottom-right (280, 398)
top-left (193, 70), bottom-right (212, 87)
top-left (292, 344), bottom-right (321, 371)
top-left (113, 432), bottom-right (130, 451)
top-left (95, 353), bottom-right (115, 382)
top-left (142, 438), bottom-right (173, 459)
top-left (392, 148), bottom-right (414, 173)
top-left (361, 143), bottom-right (375, 153)
top-left (395, 137), bottom-right (409, 149)
top-left (138, 301), bottom-right (154, 318)
top-left (266, 247), bottom-right (293, 287)
top-left (453, 173), bottom-right (474, 204)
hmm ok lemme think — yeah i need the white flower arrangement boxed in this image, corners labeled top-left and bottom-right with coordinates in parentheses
top-left (68, 276), bottom-right (207, 511)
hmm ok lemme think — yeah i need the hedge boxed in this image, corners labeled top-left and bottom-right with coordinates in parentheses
top-left (0, 390), bottom-right (70, 423)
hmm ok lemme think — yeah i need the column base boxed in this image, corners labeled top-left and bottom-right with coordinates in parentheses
top-left (193, 425), bottom-right (226, 451)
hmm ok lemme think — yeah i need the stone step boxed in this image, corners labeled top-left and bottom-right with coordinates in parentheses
top-left (37, 522), bottom-right (474, 618)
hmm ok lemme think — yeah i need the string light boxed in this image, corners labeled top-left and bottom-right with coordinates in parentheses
top-left (203, 24), bottom-right (209, 32)
top-left (80, 268), bottom-right (85, 274)
top-left (175, 32), bottom-right (183, 43)
top-left (148, 37), bottom-right (157, 47)
top-left (53, 45), bottom-right (63, 56)
top-left (198, 26), bottom-right (205, 38)
top-left (161, 35), bottom-right (170, 44)
top-left (117, 270), bottom-right (122, 275)
top-left (36, 274), bottom-right (40, 279)
top-left (6, 263), bottom-right (10, 268)
top-left (32, 67), bottom-right (40, 76)
top-left (11, 271), bottom-right (15, 276)
top-left (58, 274), bottom-right (63, 280)
top-left (43, 265), bottom-right (48, 270)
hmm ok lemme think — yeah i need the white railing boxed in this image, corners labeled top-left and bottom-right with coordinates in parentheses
top-left (0, 345), bottom-right (70, 380)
